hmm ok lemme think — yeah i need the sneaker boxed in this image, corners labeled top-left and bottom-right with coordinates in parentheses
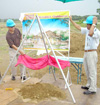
top-left (11, 76), bottom-right (16, 80)
top-left (21, 76), bottom-right (26, 80)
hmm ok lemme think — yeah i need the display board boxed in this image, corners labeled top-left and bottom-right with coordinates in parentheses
top-left (20, 11), bottom-right (70, 51)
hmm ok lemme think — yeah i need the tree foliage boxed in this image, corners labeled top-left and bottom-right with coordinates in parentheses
top-left (97, 0), bottom-right (100, 14)
top-left (72, 15), bottom-right (100, 21)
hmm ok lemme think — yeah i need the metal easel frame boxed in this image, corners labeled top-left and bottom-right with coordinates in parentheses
top-left (36, 15), bottom-right (76, 103)
top-left (0, 14), bottom-right (76, 103)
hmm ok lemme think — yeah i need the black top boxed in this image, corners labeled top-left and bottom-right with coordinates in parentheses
top-left (6, 28), bottom-right (22, 48)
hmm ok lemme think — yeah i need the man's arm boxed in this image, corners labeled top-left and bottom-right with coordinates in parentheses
top-left (12, 45), bottom-right (25, 55)
top-left (69, 16), bottom-right (81, 31)
top-left (89, 16), bottom-right (97, 36)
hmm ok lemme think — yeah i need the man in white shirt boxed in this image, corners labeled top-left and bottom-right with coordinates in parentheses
top-left (69, 16), bottom-right (100, 94)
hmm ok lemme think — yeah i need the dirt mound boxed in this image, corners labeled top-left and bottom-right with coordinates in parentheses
top-left (19, 83), bottom-right (66, 103)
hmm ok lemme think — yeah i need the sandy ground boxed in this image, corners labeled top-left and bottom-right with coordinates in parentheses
top-left (0, 22), bottom-right (100, 105)
top-left (0, 73), bottom-right (100, 105)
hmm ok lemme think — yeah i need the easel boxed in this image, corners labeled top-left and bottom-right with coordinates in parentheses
top-left (0, 14), bottom-right (76, 103)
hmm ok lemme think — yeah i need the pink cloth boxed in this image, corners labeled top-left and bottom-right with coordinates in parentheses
top-left (15, 55), bottom-right (70, 70)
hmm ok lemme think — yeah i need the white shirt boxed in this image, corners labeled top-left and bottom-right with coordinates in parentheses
top-left (81, 27), bottom-right (100, 50)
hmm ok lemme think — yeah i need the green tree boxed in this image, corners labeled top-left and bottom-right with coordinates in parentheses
top-left (97, 0), bottom-right (100, 14)
top-left (24, 20), bottom-right (32, 35)
top-left (25, 23), bottom-right (29, 33)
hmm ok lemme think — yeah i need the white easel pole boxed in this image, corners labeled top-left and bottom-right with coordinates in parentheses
top-left (36, 15), bottom-right (49, 58)
top-left (65, 14), bottom-right (72, 88)
top-left (36, 15), bottom-right (76, 103)
top-left (0, 16), bottom-right (36, 84)
top-left (36, 14), bottom-right (56, 81)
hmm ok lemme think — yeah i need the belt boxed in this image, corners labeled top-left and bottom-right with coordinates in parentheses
top-left (85, 49), bottom-right (97, 52)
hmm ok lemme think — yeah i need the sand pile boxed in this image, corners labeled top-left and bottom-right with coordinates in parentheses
top-left (19, 83), bottom-right (66, 102)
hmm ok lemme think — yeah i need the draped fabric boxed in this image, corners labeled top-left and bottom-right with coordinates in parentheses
top-left (15, 54), bottom-right (70, 70)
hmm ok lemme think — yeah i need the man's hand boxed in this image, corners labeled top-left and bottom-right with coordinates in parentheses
top-left (93, 16), bottom-right (97, 25)
top-left (89, 16), bottom-right (97, 36)
top-left (12, 45), bottom-right (25, 55)
top-left (19, 50), bottom-right (25, 55)
top-left (69, 15), bottom-right (81, 31)
top-left (69, 16), bottom-right (72, 21)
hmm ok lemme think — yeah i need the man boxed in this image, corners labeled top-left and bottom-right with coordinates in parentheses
top-left (69, 16), bottom-right (100, 94)
top-left (6, 19), bottom-right (26, 80)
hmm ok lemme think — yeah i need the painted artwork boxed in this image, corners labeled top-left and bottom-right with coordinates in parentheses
top-left (20, 11), bottom-right (70, 51)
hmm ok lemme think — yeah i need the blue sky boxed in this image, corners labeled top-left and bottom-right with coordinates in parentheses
top-left (0, 0), bottom-right (99, 19)
top-left (22, 19), bottom-right (69, 35)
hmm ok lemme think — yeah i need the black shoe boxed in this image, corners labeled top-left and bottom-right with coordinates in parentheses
top-left (11, 76), bottom-right (16, 80)
top-left (83, 90), bottom-right (96, 95)
top-left (81, 86), bottom-right (89, 90)
top-left (21, 76), bottom-right (26, 80)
